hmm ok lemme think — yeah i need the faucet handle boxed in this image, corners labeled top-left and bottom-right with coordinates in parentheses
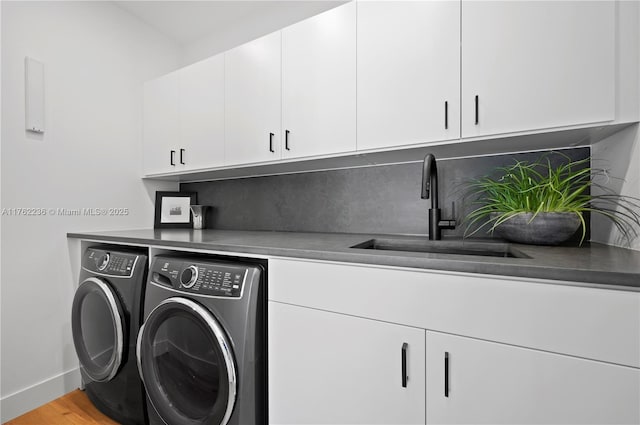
top-left (438, 219), bottom-right (456, 230)
top-left (438, 202), bottom-right (456, 229)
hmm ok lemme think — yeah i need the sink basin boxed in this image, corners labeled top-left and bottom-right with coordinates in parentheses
top-left (350, 238), bottom-right (528, 258)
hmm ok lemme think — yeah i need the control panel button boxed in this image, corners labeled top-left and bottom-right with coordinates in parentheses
top-left (95, 252), bottom-right (110, 271)
top-left (180, 265), bottom-right (198, 289)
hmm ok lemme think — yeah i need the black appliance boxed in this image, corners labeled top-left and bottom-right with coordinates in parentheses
top-left (71, 246), bottom-right (148, 425)
top-left (137, 254), bottom-right (266, 425)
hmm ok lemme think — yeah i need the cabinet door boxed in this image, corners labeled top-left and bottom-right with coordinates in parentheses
top-left (269, 302), bottom-right (425, 425)
top-left (178, 54), bottom-right (225, 170)
top-left (225, 32), bottom-right (281, 165)
top-left (357, 1), bottom-right (460, 151)
top-left (281, 2), bottom-right (356, 159)
top-left (426, 331), bottom-right (640, 424)
top-left (142, 72), bottom-right (180, 175)
top-left (461, 1), bottom-right (615, 138)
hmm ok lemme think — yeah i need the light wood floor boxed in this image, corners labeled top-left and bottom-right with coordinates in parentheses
top-left (4, 390), bottom-right (119, 425)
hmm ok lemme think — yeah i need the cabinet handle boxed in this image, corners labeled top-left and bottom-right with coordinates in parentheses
top-left (285, 130), bottom-right (290, 151)
top-left (401, 343), bottom-right (408, 388)
top-left (170, 150), bottom-right (175, 166)
top-left (444, 351), bottom-right (450, 397)
top-left (444, 101), bottom-right (449, 130)
top-left (180, 148), bottom-right (185, 165)
top-left (269, 133), bottom-right (275, 153)
top-left (474, 95), bottom-right (479, 125)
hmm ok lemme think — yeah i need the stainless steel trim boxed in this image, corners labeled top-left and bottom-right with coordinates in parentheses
top-left (136, 322), bottom-right (146, 383)
top-left (137, 297), bottom-right (237, 425)
top-left (81, 254), bottom-right (139, 279)
top-left (79, 277), bottom-right (124, 382)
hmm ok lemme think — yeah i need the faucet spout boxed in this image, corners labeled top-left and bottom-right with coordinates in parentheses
top-left (421, 153), bottom-right (438, 210)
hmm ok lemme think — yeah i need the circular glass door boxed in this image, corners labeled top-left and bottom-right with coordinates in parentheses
top-left (71, 277), bottom-right (125, 382)
top-left (137, 297), bottom-right (237, 425)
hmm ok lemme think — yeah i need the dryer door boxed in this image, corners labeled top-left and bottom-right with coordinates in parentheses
top-left (71, 277), bottom-right (125, 382)
top-left (137, 297), bottom-right (237, 425)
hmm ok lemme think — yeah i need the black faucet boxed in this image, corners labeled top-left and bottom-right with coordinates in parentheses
top-left (421, 153), bottom-right (456, 240)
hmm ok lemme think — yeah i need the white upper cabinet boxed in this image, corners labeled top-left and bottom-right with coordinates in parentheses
top-left (143, 1), bottom-right (627, 176)
top-left (426, 331), bottom-right (640, 424)
top-left (142, 55), bottom-right (225, 175)
top-left (269, 301), bottom-right (426, 425)
top-left (225, 32), bottom-right (282, 166)
top-left (357, 1), bottom-right (461, 151)
top-left (143, 72), bottom-right (180, 175)
top-left (179, 55), bottom-right (225, 171)
top-left (281, 2), bottom-right (356, 159)
top-left (461, 0), bottom-right (615, 138)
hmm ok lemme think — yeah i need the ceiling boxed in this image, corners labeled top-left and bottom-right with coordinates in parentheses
top-left (114, 1), bottom-right (344, 45)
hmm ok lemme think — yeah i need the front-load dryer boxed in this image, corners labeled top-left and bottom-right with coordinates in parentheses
top-left (137, 254), bottom-right (266, 425)
top-left (71, 246), bottom-right (148, 425)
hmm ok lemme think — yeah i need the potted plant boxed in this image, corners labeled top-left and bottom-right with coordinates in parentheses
top-left (464, 155), bottom-right (640, 246)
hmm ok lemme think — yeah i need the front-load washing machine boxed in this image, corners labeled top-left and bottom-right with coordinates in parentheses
top-left (71, 246), bottom-right (148, 425)
top-left (137, 254), bottom-right (266, 425)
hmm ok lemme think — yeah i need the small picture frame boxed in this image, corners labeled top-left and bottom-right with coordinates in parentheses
top-left (154, 191), bottom-right (197, 229)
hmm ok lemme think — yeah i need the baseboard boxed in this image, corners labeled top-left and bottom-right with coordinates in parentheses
top-left (0, 367), bottom-right (81, 422)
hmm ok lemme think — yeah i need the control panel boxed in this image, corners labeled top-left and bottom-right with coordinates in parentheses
top-left (83, 248), bottom-right (138, 278)
top-left (151, 257), bottom-right (248, 298)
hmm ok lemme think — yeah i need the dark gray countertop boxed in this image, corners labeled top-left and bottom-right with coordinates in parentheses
top-left (67, 229), bottom-right (640, 291)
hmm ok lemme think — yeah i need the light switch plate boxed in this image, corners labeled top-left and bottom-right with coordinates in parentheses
top-left (25, 57), bottom-right (44, 134)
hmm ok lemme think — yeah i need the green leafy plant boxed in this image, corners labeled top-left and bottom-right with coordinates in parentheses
top-left (464, 155), bottom-right (640, 244)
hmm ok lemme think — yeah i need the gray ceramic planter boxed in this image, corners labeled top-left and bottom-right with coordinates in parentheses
top-left (491, 212), bottom-right (582, 245)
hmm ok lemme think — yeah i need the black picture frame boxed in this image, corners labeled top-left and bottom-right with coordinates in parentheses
top-left (154, 191), bottom-right (197, 229)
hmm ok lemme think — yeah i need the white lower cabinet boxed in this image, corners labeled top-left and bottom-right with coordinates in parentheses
top-left (268, 259), bottom-right (640, 424)
top-left (268, 301), bottom-right (426, 425)
top-left (425, 331), bottom-right (640, 424)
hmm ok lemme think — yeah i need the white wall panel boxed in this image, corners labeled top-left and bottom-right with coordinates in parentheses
top-left (0, 2), bottom-right (181, 420)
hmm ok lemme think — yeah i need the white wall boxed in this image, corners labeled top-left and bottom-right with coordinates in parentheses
top-left (592, 125), bottom-right (640, 251)
top-left (591, 2), bottom-right (640, 251)
top-left (0, 1), bottom-right (180, 420)
top-left (0, 1), bottom-right (4, 421)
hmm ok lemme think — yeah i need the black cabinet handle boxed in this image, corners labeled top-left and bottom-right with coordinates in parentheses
top-left (444, 101), bottom-right (449, 130)
top-left (444, 351), bottom-right (450, 397)
top-left (285, 130), bottom-right (290, 151)
top-left (170, 150), bottom-right (175, 166)
top-left (269, 133), bottom-right (275, 153)
top-left (401, 343), bottom-right (408, 388)
top-left (180, 148), bottom-right (185, 165)
top-left (474, 95), bottom-right (479, 125)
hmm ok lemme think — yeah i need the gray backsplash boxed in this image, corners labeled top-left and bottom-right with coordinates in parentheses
top-left (181, 148), bottom-right (590, 238)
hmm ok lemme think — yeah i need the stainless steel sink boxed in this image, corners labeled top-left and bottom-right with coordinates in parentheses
top-left (350, 238), bottom-right (528, 258)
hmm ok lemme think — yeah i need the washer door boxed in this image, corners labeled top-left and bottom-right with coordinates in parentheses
top-left (71, 277), bottom-right (125, 382)
top-left (137, 297), bottom-right (237, 425)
